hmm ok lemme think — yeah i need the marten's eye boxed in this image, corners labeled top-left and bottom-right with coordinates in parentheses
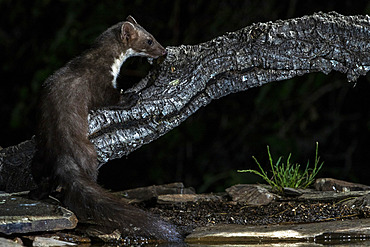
top-left (147, 39), bottom-right (153, 46)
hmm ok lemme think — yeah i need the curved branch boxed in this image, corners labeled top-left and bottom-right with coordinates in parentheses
top-left (89, 12), bottom-right (370, 163)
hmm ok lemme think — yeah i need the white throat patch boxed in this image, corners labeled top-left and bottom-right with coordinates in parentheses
top-left (110, 48), bottom-right (136, 89)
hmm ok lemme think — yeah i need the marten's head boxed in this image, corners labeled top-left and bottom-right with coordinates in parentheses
top-left (120, 15), bottom-right (167, 59)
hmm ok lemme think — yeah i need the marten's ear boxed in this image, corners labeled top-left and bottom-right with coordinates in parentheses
top-left (126, 15), bottom-right (137, 25)
top-left (121, 22), bottom-right (137, 42)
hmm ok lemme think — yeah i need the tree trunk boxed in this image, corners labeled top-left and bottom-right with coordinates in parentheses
top-left (1, 12), bottom-right (369, 192)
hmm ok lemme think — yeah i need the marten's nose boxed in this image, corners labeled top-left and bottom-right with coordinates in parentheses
top-left (162, 49), bottom-right (167, 56)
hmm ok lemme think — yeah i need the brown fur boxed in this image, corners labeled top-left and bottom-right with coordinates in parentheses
top-left (30, 16), bottom-right (181, 241)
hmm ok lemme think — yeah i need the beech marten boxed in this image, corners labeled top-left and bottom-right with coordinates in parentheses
top-left (30, 16), bottom-right (181, 241)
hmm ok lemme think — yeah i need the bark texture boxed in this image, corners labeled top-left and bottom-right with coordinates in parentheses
top-left (1, 12), bottom-right (369, 192)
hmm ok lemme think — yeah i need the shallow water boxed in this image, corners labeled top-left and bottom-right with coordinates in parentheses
top-left (85, 237), bottom-right (370, 247)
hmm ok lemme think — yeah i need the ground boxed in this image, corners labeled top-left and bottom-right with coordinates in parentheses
top-left (149, 197), bottom-right (369, 234)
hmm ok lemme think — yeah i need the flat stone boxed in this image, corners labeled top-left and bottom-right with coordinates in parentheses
top-left (157, 193), bottom-right (224, 204)
top-left (283, 187), bottom-right (303, 197)
top-left (23, 232), bottom-right (91, 246)
top-left (114, 182), bottom-right (195, 202)
top-left (314, 178), bottom-right (370, 192)
top-left (186, 218), bottom-right (370, 244)
top-left (295, 190), bottom-right (370, 202)
top-left (0, 237), bottom-right (23, 246)
top-left (226, 184), bottom-right (275, 206)
top-left (83, 227), bottom-right (150, 245)
top-left (0, 191), bottom-right (77, 235)
top-left (85, 228), bottom-right (122, 243)
top-left (32, 236), bottom-right (77, 246)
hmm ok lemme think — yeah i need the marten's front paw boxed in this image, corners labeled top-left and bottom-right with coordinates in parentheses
top-left (102, 92), bottom-right (139, 111)
top-left (118, 92), bottom-right (139, 108)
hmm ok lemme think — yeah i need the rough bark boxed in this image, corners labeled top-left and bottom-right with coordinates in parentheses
top-left (1, 12), bottom-right (369, 192)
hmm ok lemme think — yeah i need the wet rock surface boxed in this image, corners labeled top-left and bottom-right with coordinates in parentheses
top-left (114, 182), bottom-right (195, 203)
top-left (0, 236), bottom-right (23, 246)
top-left (186, 218), bottom-right (370, 244)
top-left (225, 184), bottom-right (275, 205)
top-left (0, 191), bottom-right (77, 235)
top-left (314, 178), bottom-right (370, 192)
top-left (0, 180), bottom-right (369, 245)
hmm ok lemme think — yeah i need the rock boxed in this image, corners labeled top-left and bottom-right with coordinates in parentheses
top-left (157, 193), bottom-right (225, 204)
top-left (32, 236), bottom-right (76, 246)
top-left (85, 229), bottom-right (122, 243)
top-left (283, 187), bottom-right (303, 197)
top-left (294, 190), bottom-right (370, 202)
top-left (0, 191), bottom-right (77, 235)
top-left (83, 227), bottom-right (148, 245)
top-left (225, 184), bottom-right (275, 206)
top-left (314, 178), bottom-right (370, 192)
top-left (0, 237), bottom-right (23, 246)
top-left (24, 232), bottom-right (91, 245)
top-left (343, 193), bottom-right (370, 211)
top-left (186, 218), bottom-right (370, 244)
top-left (114, 182), bottom-right (195, 202)
top-left (52, 232), bottom-right (90, 244)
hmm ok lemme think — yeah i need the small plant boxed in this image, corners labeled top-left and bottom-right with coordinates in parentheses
top-left (238, 142), bottom-right (323, 194)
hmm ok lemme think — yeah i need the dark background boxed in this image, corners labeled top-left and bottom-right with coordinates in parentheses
top-left (1, 0), bottom-right (369, 193)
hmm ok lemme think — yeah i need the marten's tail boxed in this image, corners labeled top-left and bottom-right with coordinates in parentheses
top-left (54, 155), bottom-right (182, 242)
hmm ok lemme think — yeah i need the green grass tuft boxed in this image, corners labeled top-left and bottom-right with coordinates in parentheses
top-left (238, 142), bottom-right (323, 194)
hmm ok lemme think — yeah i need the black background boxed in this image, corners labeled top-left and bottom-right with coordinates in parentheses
top-left (1, 0), bottom-right (369, 192)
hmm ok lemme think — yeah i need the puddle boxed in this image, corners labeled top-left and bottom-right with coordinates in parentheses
top-left (86, 239), bottom-right (370, 247)
top-left (72, 232), bottom-right (370, 246)
top-left (315, 232), bottom-right (370, 245)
